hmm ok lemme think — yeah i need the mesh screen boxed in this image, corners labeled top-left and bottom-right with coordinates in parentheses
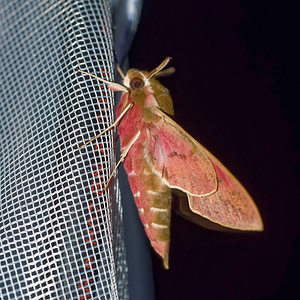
top-left (0, 1), bottom-right (129, 299)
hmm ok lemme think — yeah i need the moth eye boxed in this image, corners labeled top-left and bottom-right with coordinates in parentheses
top-left (130, 77), bottom-right (145, 90)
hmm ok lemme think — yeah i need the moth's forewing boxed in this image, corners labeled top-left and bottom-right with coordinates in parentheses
top-left (148, 108), bottom-right (218, 197)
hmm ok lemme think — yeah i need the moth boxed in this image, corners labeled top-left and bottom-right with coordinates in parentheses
top-left (79, 57), bottom-right (263, 269)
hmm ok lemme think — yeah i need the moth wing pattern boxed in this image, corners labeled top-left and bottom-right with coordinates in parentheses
top-left (151, 109), bottom-right (263, 231)
top-left (147, 108), bottom-right (218, 197)
top-left (188, 146), bottom-right (264, 230)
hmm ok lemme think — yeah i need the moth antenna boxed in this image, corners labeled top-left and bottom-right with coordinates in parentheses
top-left (147, 57), bottom-right (172, 80)
top-left (102, 130), bottom-right (141, 191)
top-left (116, 62), bottom-right (125, 79)
top-left (79, 102), bottom-right (133, 149)
top-left (154, 67), bottom-right (176, 78)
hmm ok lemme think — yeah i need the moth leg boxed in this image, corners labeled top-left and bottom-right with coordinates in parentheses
top-left (79, 102), bottom-right (133, 149)
top-left (102, 130), bottom-right (141, 191)
top-left (78, 69), bottom-right (127, 92)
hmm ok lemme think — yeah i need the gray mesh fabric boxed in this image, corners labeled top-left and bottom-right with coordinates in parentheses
top-left (0, 1), bottom-right (129, 299)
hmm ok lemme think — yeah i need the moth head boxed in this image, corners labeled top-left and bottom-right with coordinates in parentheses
top-left (123, 70), bottom-right (148, 91)
top-left (123, 57), bottom-right (173, 91)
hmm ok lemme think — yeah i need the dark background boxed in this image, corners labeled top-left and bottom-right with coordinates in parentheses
top-left (128, 1), bottom-right (300, 299)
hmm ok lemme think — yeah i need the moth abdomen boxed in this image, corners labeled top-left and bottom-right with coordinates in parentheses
top-left (127, 164), bottom-right (172, 268)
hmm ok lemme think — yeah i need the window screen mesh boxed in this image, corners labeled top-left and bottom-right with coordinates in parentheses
top-left (0, 1), bottom-right (129, 299)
